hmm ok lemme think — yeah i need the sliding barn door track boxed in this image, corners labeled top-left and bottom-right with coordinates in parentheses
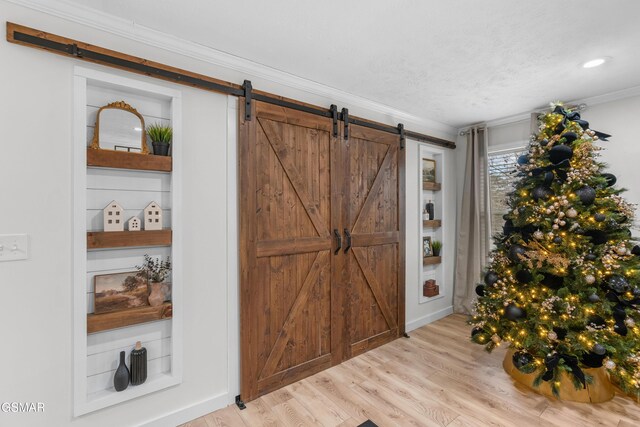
top-left (7, 22), bottom-right (454, 149)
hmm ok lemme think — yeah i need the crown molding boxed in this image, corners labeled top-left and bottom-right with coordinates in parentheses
top-left (475, 85), bottom-right (640, 130)
top-left (6, 0), bottom-right (456, 137)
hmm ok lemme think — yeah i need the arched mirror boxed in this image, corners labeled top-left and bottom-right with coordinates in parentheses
top-left (90, 101), bottom-right (149, 154)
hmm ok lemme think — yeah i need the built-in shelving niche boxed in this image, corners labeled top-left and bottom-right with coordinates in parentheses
top-left (73, 67), bottom-right (182, 415)
top-left (419, 144), bottom-right (447, 304)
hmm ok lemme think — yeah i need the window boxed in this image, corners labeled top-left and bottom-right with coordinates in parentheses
top-left (488, 148), bottom-right (526, 237)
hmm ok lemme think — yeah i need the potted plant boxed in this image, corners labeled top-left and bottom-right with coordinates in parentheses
top-left (432, 240), bottom-right (442, 257)
top-left (146, 123), bottom-right (173, 156)
top-left (136, 255), bottom-right (171, 306)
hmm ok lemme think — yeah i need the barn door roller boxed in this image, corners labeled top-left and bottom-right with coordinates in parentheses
top-left (243, 80), bottom-right (253, 121)
top-left (341, 108), bottom-right (349, 140)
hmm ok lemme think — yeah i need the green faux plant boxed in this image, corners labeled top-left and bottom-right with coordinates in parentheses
top-left (136, 254), bottom-right (171, 283)
top-left (146, 123), bottom-right (173, 145)
top-left (431, 240), bottom-right (442, 254)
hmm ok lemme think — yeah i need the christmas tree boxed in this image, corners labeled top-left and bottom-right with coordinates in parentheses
top-left (471, 103), bottom-right (640, 398)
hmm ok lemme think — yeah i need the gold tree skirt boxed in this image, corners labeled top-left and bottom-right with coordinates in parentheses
top-left (503, 349), bottom-right (615, 403)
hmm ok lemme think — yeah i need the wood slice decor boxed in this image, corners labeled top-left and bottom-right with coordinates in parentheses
top-left (87, 302), bottom-right (172, 333)
top-left (422, 182), bottom-right (441, 191)
top-left (87, 229), bottom-right (172, 249)
top-left (423, 256), bottom-right (442, 266)
top-left (422, 220), bottom-right (441, 228)
top-left (87, 148), bottom-right (172, 172)
top-left (503, 348), bottom-right (614, 403)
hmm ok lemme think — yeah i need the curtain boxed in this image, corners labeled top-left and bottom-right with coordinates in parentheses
top-left (454, 126), bottom-right (491, 314)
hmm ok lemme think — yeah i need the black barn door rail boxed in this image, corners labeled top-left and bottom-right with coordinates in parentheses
top-left (7, 22), bottom-right (455, 150)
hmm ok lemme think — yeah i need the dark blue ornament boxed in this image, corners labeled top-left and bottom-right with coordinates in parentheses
top-left (588, 293), bottom-right (600, 303)
top-left (516, 269), bottom-right (533, 284)
top-left (532, 186), bottom-right (553, 201)
top-left (594, 213), bottom-right (606, 222)
top-left (576, 185), bottom-right (596, 205)
top-left (561, 132), bottom-right (578, 144)
top-left (475, 285), bottom-right (486, 296)
top-left (504, 304), bottom-right (526, 321)
top-left (517, 154), bottom-right (529, 165)
top-left (549, 145), bottom-right (573, 164)
top-left (484, 271), bottom-right (499, 286)
top-left (508, 244), bottom-right (527, 262)
top-left (602, 173), bottom-right (617, 187)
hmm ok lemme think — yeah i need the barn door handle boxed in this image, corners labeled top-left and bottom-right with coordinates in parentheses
top-left (343, 229), bottom-right (352, 253)
top-left (333, 229), bottom-right (342, 254)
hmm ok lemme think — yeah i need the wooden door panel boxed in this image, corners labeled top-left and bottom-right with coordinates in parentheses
top-left (345, 125), bottom-right (403, 358)
top-left (240, 100), bottom-right (336, 401)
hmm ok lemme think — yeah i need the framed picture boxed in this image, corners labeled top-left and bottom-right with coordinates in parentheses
top-left (422, 158), bottom-right (436, 183)
top-left (423, 236), bottom-right (432, 258)
top-left (94, 271), bottom-right (149, 314)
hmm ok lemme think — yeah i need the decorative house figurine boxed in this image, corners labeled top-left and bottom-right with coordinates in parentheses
top-left (127, 217), bottom-right (141, 231)
top-left (103, 200), bottom-right (124, 232)
top-left (144, 201), bottom-right (162, 230)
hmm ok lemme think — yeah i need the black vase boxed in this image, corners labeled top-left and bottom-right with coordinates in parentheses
top-left (152, 142), bottom-right (170, 156)
top-left (114, 351), bottom-right (130, 392)
top-left (130, 341), bottom-right (148, 386)
top-left (426, 200), bottom-right (434, 220)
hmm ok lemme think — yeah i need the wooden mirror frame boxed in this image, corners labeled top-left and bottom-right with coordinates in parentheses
top-left (90, 101), bottom-right (149, 154)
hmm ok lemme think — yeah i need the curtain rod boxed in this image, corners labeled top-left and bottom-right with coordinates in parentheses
top-left (459, 103), bottom-right (588, 136)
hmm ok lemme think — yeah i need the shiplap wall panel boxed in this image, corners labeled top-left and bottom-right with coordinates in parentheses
top-left (87, 355), bottom-right (171, 394)
top-left (74, 68), bottom-right (182, 414)
top-left (88, 319), bottom-right (171, 355)
top-left (87, 168), bottom-right (171, 191)
top-left (86, 85), bottom-right (172, 148)
top-left (87, 247), bottom-right (171, 273)
top-left (87, 337), bottom-right (171, 376)
top-left (87, 189), bottom-right (172, 210)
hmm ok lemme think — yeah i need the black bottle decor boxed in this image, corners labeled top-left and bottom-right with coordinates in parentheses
top-left (426, 200), bottom-right (435, 220)
top-left (130, 341), bottom-right (148, 386)
top-left (114, 351), bottom-right (130, 392)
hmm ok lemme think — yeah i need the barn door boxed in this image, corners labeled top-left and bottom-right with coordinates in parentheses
top-left (239, 100), bottom-right (343, 401)
top-left (344, 124), bottom-right (405, 358)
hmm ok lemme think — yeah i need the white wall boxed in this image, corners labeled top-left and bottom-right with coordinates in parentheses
top-left (0, 2), bottom-right (456, 426)
top-left (405, 141), bottom-right (457, 331)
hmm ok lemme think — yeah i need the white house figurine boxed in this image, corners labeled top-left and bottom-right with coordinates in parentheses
top-left (128, 216), bottom-right (141, 231)
top-left (103, 200), bottom-right (124, 232)
top-left (144, 201), bottom-right (163, 230)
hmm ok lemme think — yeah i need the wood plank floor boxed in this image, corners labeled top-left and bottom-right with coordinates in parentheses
top-left (182, 314), bottom-right (640, 427)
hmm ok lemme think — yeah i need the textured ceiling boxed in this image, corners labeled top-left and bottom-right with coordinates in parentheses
top-left (68, 0), bottom-right (640, 127)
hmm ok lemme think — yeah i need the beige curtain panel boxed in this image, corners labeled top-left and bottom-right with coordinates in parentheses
top-left (454, 127), bottom-right (491, 314)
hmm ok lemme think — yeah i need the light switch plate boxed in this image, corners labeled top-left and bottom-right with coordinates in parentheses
top-left (0, 234), bottom-right (29, 261)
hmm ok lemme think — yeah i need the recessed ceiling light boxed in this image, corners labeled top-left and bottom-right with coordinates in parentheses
top-left (582, 58), bottom-right (608, 69)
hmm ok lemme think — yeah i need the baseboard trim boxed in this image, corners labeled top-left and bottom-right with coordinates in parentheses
top-left (406, 306), bottom-right (453, 332)
top-left (139, 392), bottom-right (229, 427)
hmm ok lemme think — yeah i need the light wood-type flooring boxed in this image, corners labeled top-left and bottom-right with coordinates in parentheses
top-left (182, 314), bottom-right (640, 427)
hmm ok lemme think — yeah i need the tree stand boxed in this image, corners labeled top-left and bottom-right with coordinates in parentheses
top-left (503, 349), bottom-right (615, 403)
